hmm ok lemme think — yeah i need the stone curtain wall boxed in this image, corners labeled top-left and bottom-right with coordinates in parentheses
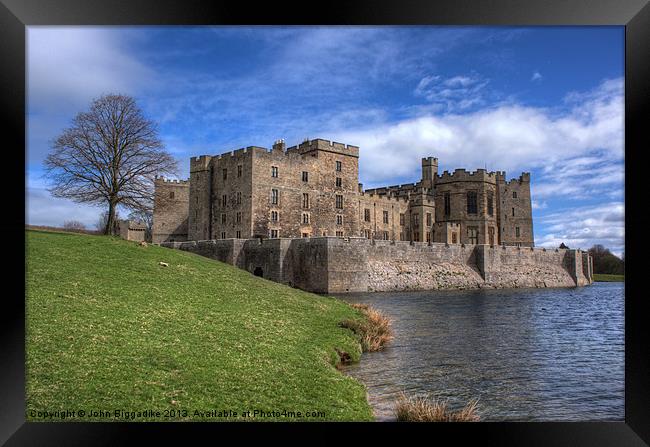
top-left (160, 238), bottom-right (592, 294)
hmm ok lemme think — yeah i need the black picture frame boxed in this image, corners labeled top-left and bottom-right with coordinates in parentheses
top-left (3, 0), bottom-right (648, 445)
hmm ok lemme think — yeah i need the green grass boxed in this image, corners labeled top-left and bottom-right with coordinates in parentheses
top-left (593, 273), bottom-right (624, 282)
top-left (26, 230), bottom-right (374, 421)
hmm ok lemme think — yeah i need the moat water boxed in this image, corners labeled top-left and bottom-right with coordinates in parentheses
top-left (336, 282), bottom-right (624, 421)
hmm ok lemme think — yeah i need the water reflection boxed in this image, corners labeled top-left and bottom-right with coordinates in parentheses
top-left (336, 283), bottom-right (624, 421)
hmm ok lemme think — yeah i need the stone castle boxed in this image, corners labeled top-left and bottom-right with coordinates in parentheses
top-left (153, 138), bottom-right (592, 293)
top-left (152, 138), bottom-right (533, 246)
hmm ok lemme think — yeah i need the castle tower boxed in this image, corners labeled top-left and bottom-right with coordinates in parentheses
top-left (421, 157), bottom-right (438, 189)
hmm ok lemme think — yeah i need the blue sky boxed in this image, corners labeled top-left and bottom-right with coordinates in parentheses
top-left (26, 26), bottom-right (624, 256)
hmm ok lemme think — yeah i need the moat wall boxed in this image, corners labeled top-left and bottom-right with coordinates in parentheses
top-left (160, 237), bottom-right (592, 294)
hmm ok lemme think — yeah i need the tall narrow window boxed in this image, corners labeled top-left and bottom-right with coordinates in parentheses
top-left (413, 213), bottom-right (419, 227)
top-left (364, 209), bottom-right (371, 222)
top-left (426, 212), bottom-right (432, 226)
top-left (271, 211), bottom-right (278, 222)
top-left (302, 193), bottom-right (309, 209)
top-left (222, 194), bottom-right (227, 207)
top-left (169, 191), bottom-right (175, 199)
top-left (444, 192), bottom-right (451, 216)
top-left (270, 229), bottom-right (278, 238)
top-left (236, 212), bottom-right (241, 223)
top-left (271, 189), bottom-right (278, 205)
top-left (468, 227), bottom-right (478, 244)
top-left (302, 171), bottom-right (309, 182)
top-left (512, 207), bottom-right (515, 217)
top-left (336, 177), bottom-right (342, 187)
top-left (237, 165), bottom-right (242, 177)
top-left (336, 195), bottom-right (343, 209)
top-left (336, 215), bottom-right (343, 225)
top-left (516, 226), bottom-right (521, 237)
top-left (336, 161), bottom-right (342, 172)
top-left (302, 213), bottom-right (309, 224)
top-left (383, 210), bottom-right (389, 224)
top-left (336, 231), bottom-right (344, 237)
top-left (221, 213), bottom-right (226, 224)
top-left (221, 231), bottom-right (226, 239)
top-left (271, 166), bottom-right (278, 178)
top-left (383, 231), bottom-right (389, 240)
top-left (400, 213), bottom-right (405, 226)
top-left (223, 168), bottom-right (227, 180)
top-left (513, 191), bottom-right (518, 198)
top-left (236, 192), bottom-right (241, 205)
top-left (467, 191), bottom-right (477, 214)
top-left (487, 192), bottom-right (494, 216)
top-left (236, 230), bottom-right (241, 238)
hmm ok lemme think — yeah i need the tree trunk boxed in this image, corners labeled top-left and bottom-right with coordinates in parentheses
top-left (105, 200), bottom-right (117, 235)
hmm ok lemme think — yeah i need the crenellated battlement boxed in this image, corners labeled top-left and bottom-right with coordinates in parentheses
top-left (190, 155), bottom-right (212, 172)
top-left (285, 138), bottom-right (359, 158)
top-left (155, 176), bottom-right (189, 185)
top-left (359, 191), bottom-right (410, 203)
top-left (435, 168), bottom-right (498, 184)
top-left (495, 171), bottom-right (531, 184)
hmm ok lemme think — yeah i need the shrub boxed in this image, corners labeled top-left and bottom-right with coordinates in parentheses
top-left (394, 392), bottom-right (480, 422)
top-left (339, 303), bottom-right (393, 352)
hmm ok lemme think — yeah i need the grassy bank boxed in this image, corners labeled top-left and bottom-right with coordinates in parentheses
top-left (593, 274), bottom-right (624, 282)
top-left (26, 230), bottom-right (374, 421)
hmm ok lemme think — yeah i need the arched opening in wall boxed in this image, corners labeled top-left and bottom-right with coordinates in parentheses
top-left (253, 267), bottom-right (264, 278)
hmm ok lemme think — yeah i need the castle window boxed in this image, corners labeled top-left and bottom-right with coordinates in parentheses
top-left (426, 212), bottom-right (432, 226)
top-left (364, 209), bottom-right (371, 222)
top-left (270, 229), bottom-right (278, 238)
top-left (169, 191), bottom-right (175, 199)
top-left (383, 231), bottom-right (390, 240)
top-left (413, 213), bottom-right (419, 227)
top-left (302, 213), bottom-right (310, 224)
top-left (271, 166), bottom-right (278, 178)
top-left (452, 233), bottom-right (457, 244)
top-left (302, 193), bottom-right (310, 209)
top-left (336, 161), bottom-right (342, 172)
top-left (302, 233), bottom-right (309, 238)
top-left (383, 210), bottom-right (389, 224)
top-left (222, 194), bottom-right (227, 207)
top-left (221, 213), bottom-right (226, 224)
top-left (516, 226), bottom-right (520, 237)
top-left (302, 171), bottom-right (309, 182)
top-left (221, 231), bottom-right (226, 239)
top-left (336, 177), bottom-right (342, 188)
top-left (364, 229), bottom-right (371, 239)
top-left (468, 227), bottom-right (478, 244)
top-left (426, 232), bottom-right (431, 243)
top-left (467, 191), bottom-right (478, 214)
top-left (336, 215), bottom-right (343, 225)
top-left (488, 193), bottom-right (494, 216)
top-left (236, 230), bottom-right (241, 238)
top-left (413, 231), bottom-right (420, 242)
top-left (513, 191), bottom-right (518, 199)
top-left (223, 168), bottom-right (227, 180)
top-left (336, 231), bottom-right (344, 237)
top-left (512, 207), bottom-right (515, 217)
top-left (237, 192), bottom-right (242, 205)
top-left (271, 211), bottom-right (278, 222)
top-left (237, 165), bottom-right (242, 177)
top-left (271, 189), bottom-right (279, 205)
top-left (336, 195), bottom-right (343, 209)
top-left (444, 192), bottom-right (451, 216)
top-left (236, 212), bottom-right (241, 223)
top-left (400, 213), bottom-right (405, 226)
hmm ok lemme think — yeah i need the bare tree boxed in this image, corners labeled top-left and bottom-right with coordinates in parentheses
top-left (96, 209), bottom-right (120, 234)
top-left (63, 220), bottom-right (87, 232)
top-left (44, 94), bottom-right (178, 235)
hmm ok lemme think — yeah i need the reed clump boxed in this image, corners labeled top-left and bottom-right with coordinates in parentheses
top-left (394, 392), bottom-right (480, 422)
top-left (339, 303), bottom-right (393, 352)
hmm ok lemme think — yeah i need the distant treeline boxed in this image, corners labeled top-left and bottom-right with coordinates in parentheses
top-left (587, 244), bottom-right (624, 275)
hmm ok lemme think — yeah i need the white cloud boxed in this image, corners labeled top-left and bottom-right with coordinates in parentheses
top-left (531, 71), bottom-right (543, 82)
top-left (414, 73), bottom-right (490, 111)
top-left (332, 78), bottom-right (623, 192)
top-left (535, 202), bottom-right (624, 256)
